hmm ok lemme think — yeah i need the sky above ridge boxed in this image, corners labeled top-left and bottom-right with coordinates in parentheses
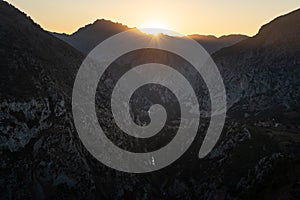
top-left (6, 0), bottom-right (300, 36)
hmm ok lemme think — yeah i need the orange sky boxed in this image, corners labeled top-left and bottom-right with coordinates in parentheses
top-left (6, 0), bottom-right (300, 36)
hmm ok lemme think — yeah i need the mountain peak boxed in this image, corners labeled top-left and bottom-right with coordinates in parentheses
top-left (71, 18), bottom-right (129, 36)
top-left (254, 8), bottom-right (300, 46)
top-left (213, 8), bottom-right (300, 58)
top-left (93, 19), bottom-right (127, 27)
top-left (258, 8), bottom-right (300, 35)
top-left (53, 18), bottom-right (130, 53)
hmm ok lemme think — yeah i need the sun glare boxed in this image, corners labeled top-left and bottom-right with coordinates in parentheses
top-left (139, 19), bottom-right (175, 36)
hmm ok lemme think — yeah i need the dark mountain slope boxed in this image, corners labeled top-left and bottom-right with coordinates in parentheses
top-left (0, 1), bottom-right (84, 99)
top-left (213, 8), bottom-right (300, 118)
top-left (0, 1), bottom-right (95, 198)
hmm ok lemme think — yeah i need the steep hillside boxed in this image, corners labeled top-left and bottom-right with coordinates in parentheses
top-left (0, 1), bottom-right (96, 198)
top-left (0, 2), bottom-right (84, 98)
top-left (213, 8), bottom-right (300, 119)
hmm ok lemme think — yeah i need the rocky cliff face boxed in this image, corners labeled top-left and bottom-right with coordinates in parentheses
top-left (1, 1), bottom-right (300, 199)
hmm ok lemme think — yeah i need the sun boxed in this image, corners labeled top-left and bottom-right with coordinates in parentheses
top-left (139, 19), bottom-right (172, 35)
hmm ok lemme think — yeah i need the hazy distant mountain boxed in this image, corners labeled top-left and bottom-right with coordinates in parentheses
top-left (189, 34), bottom-right (249, 54)
top-left (53, 19), bottom-right (130, 54)
top-left (1, 0), bottom-right (300, 199)
top-left (53, 21), bottom-right (248, 55)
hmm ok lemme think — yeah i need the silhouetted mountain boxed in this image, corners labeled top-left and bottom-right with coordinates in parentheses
top-left (189, 34), bottom-right (248, 54)
top-left (0, 2), bottom-right (84, 99)
top-left (53, 21), bottom-right (248, 55)
top-left (1, 0), bottom-right (300, 199)
top-left (53, 19), bottom-right (130, 54)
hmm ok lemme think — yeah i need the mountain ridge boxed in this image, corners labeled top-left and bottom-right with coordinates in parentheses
top-left (189, 34), bottom-right (249, 54)
top-left (52, 19), bottom-right (249, 54)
